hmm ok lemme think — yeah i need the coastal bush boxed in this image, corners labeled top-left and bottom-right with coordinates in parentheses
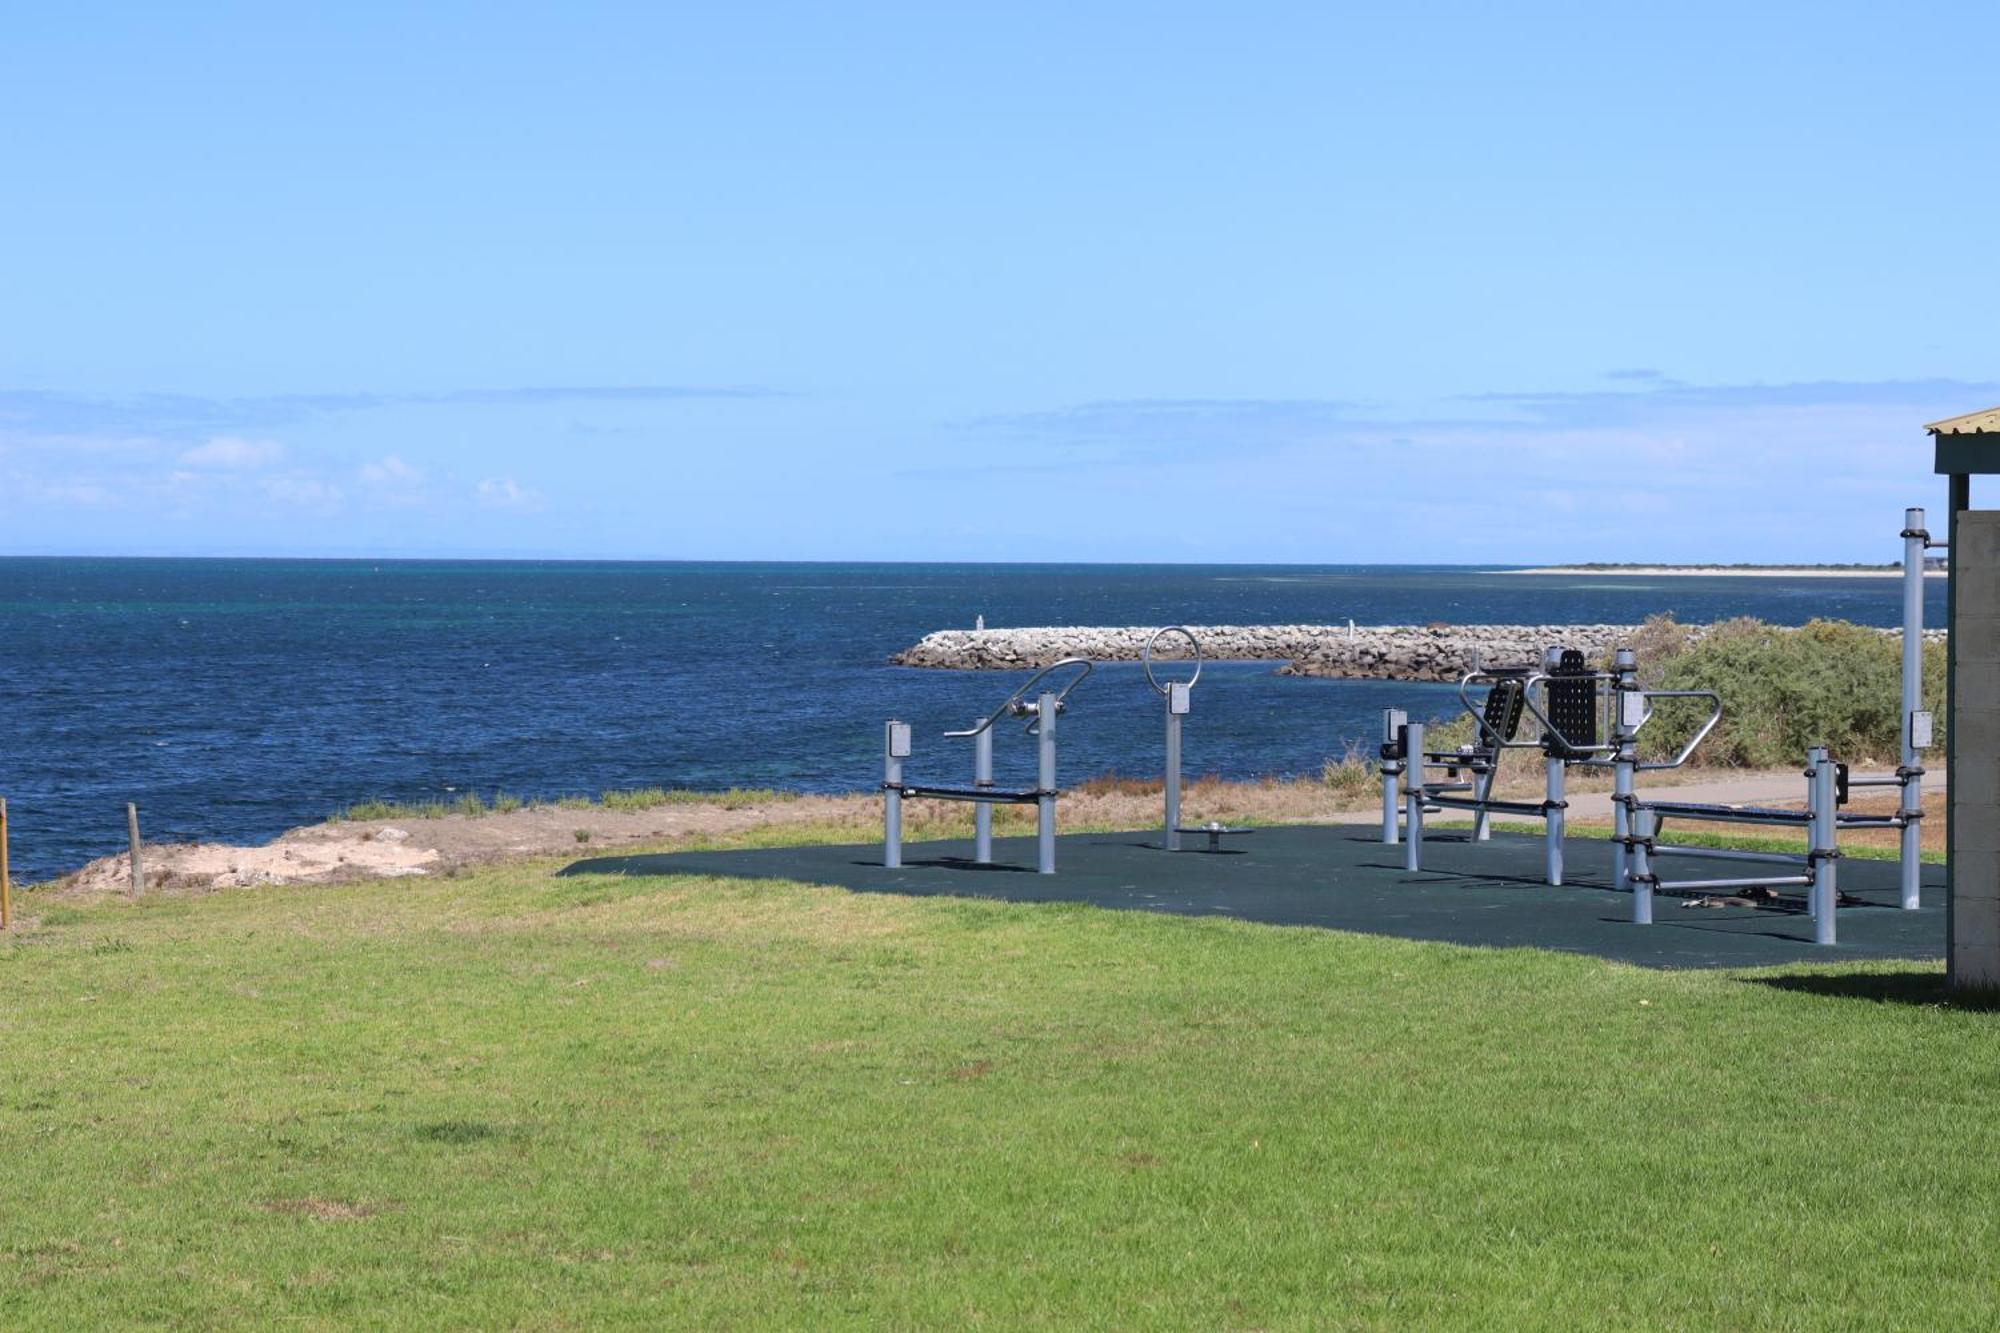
top-left (1635, 616), bottom-right (1944, 768)
top-left (335, 798), bottom-right (451, 822)
top-left (601, 787), bottom-right (672, 811)
top-left (600, 787), bottom-right (793, 811)
top-left (1320, 743), bottom-right (1377, 802)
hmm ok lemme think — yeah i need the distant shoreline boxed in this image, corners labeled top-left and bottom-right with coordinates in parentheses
top-left (1497, 566), bottom-right (1947, 579)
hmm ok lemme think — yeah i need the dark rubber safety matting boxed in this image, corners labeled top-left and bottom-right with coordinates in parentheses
top-left (562, 825), bottom-right (1946, 970)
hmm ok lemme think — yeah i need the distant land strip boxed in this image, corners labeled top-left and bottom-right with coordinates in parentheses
top-left (1497, 565), bottom-right (1947, 578)
top-left (892, 623), bottom-right (1944, 683)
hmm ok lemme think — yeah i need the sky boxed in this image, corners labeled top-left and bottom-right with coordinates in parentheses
top-left (2, 2), bottom-right (1996, 563)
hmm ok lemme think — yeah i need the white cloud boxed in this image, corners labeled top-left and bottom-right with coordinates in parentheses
top-left (178, 436), bottom-right (284, 469)
top-left (359, 455), bottom-right (424, 486)
top-left (263, 477), bottom-right (345, 508)
top-left (357, 454), bottom-right (430, 507)
top-left (474, 476), bottom-right (544, 512)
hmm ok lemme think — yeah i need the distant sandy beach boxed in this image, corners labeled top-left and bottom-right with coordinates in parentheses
top-left (1498, 566), bottom-right (1947, 579)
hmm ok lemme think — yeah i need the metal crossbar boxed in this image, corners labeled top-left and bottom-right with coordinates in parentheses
top-left (1644, 801), bottom-right (1814, 827)
top-left (892, 784), bottom-right (1049, 805)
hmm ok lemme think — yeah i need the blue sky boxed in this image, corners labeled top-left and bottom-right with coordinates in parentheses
top-left (3, 2), bottom-right (1995, 562)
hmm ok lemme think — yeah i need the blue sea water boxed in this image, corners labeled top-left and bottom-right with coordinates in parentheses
top-left (0, 559), bottom-right (1945, 882)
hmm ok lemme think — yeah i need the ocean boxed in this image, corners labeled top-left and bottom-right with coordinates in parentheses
top-left (0, 558), bottom-right (1945, 882)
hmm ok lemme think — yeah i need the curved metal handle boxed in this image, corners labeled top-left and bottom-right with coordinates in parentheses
top-left (1453, 670), bottom-right (1546, 752)
top-left (1453, 667), bottom-right (1621, 758)
top-left (1632, 689), bottom-right (1723, 770)
top-left (1143, 626), bottom-right (1203, 696)
top-left (944, 657), bottom-right (1095, 738)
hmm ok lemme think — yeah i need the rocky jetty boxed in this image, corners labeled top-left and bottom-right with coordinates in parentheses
top-left (1280, 624), bottom-right (1637, 681)
top-left (891, 624), bottom-right (1639, 683)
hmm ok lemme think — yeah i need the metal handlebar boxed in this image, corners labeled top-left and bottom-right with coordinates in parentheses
top-left (1454, 671), bottom-right (1545, 752)
top-left (944, 657), bottom-right (1095, 738)
top-left (1631, 689), bottom-right (1723, 770)
top-left (1452, 667), bottom-right (1624, 759)
top-left (1142, 626), bottom-right (1203, 696)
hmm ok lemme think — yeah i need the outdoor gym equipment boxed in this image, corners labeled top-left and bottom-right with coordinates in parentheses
top-left (1622, 747), bottom-right (1846, 942)
top-left (1381, 509), bottom-right (1937, 944)
top-left (1383, 646), bottom-right (1721, 887)
top-left (1860, 506), bottom-right (1939, 910)
top-left (1144, 626), bottom-right (1201, 850)
top-left (882, 657), bottom-right (1092, 874)
top-left (1617, 506), bottom-right (1937, 932)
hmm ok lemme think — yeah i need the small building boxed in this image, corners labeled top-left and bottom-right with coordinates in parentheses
top-left (1930, 407), bottom-right (2000, 990)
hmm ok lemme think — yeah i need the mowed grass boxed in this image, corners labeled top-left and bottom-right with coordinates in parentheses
top-left (2, 846), bottom-right (1998, 1328)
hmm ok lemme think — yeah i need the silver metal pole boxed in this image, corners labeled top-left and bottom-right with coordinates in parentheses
top-left (1164, 694), bottom-right (1183, 851)
top-left (974, 726), bottom-right (994, 864)
top-left (1472, 755), bottom-right (1495, 842)
top-left (883, 721), bottom-right (907, 869)
top-left (1811, 746), bottom-right (1839, 944)
top-left (1654, 874), bottom-right (1814, 892)
top-left (1544, 754), bottom-right (1565, 886)
top-left (1611, 647), bottom-right (1638, 892)
top-left (1380, 708), bottom-right (1405, 845)
top-left (1630, 808), bottom-right (1654, 925)
top-left (1901, 507), bottom-right (1926, 909)
top-left (1403, 721), bottom-right (1425, 873)
top-left (1036, 691), bottom-right (1057, 874)
top-left (1809, 745), bottom-right (1837, 946)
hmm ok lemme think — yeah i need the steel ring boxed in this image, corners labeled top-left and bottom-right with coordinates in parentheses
top-left (1142, 625), bottom-right (1203, 696)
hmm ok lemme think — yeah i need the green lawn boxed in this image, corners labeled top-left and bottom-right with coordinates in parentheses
top-left (1, 840), bottom-right (1995, 1328)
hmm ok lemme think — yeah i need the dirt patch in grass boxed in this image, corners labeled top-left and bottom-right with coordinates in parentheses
top-left (258, 1198), bottom-right (383, 1221)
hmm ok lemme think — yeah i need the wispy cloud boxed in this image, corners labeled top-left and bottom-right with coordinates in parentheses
top-left (474, 476), bottom-right (544, 512)
top-left (0, 383), bottom-right (787, 442)
top-left (359, 455), bottom-right (424, 486)
top-left (263, 476), bottom-right (346, 509)
top-left (955, 377), bottom-right (1999, 464)
top-left (1461, 377), bottom-right (2000, 430)
top-left (959, 397), bottom-right (1377, 465)
top-left (908, 376), bottom-right (1992, 560)
top-left (178, 436), bottom-right (285, 469)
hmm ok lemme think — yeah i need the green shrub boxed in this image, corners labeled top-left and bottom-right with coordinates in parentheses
top-left (1637, 616), bottom-right (1942, 768)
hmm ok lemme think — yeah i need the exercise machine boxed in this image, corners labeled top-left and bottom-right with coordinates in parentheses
top-left (882, 658), bottom-right (1092, 874)
top-left (1384, 646), bottom-right (1720, 886)
top-left (1142, 626), bottom-right (1251, 854)
top-left (1146, 626), bottom-right (1200, 850)
top-left (1622, 747), bottom-right (1845, 942)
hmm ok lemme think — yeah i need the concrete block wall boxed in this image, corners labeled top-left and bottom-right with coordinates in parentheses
top-left (1954, 511), bottom-right (2000, 988)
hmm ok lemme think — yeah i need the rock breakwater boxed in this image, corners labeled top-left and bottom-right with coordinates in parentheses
top-left (892, 624), bottom-right (1639, 683)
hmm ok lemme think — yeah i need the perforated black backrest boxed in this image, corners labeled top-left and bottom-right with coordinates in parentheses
top-left (1482, 680), bottom-right (1526, 745)
top-left (1545, 648), bottom-right (1597, 758)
